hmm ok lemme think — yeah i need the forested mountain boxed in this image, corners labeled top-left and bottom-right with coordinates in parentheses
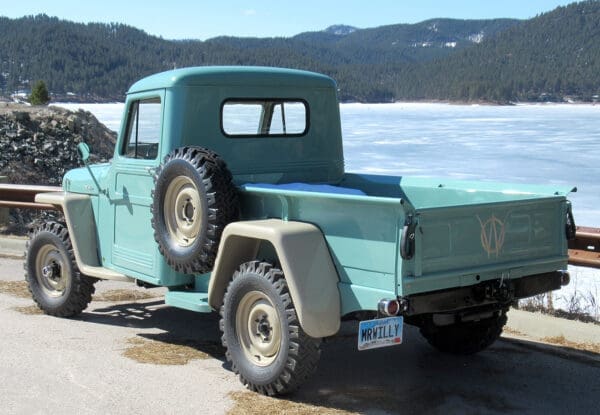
top-left (0, 1), bottom-right (598, 103)
top-left (390, 1), bottom-right (600, 102)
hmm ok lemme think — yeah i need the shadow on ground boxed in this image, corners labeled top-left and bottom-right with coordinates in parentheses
top-left (82, 300), bottom-right (225, 360)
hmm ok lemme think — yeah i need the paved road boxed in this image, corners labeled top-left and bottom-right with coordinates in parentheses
top-left (1, 257), bottom-right (598, 414)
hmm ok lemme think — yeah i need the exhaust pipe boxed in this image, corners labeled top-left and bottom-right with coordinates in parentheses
top-left (378, 299), bottom-right (400, 316)
top-left (378, 298), bottom-right (409, 316)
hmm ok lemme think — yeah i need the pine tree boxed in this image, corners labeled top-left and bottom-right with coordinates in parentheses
top-left (29, 80), bottom-right (50, 105)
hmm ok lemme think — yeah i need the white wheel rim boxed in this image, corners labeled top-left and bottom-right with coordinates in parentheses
top-left (35, 244), bottom-right (67, 297)
top-left (163, 175), bottom-right (202, 247)
top-left (236, 290), bottom-right (282, 367)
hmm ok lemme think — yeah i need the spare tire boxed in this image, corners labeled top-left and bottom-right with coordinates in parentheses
top-left (151, 146), bottom-right (239, 274)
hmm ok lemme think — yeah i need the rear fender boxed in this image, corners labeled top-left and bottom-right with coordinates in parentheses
top-left (208, 219), bottom-right (341, 338)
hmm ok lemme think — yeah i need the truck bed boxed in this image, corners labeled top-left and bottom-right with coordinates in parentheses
top-left (241, 174), bottom-right (573, 315)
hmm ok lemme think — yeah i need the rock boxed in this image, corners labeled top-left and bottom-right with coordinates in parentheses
top-left (13, 111), bottom-right (30, 123)
top-left (0, 103), bottom-right (117, 234)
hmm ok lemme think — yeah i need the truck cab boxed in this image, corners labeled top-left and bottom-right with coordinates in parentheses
top-left (63, 67), bottom-right (345, 287)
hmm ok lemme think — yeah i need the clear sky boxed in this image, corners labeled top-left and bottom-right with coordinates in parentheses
top-left (1, 0), bottom-right (578, 40)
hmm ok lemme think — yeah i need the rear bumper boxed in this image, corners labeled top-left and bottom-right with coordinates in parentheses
top-left (403, 270), bottom-right (568, 316)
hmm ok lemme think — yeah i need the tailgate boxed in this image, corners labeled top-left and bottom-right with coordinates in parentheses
top-left (399, 178), bottom-right (573, 295)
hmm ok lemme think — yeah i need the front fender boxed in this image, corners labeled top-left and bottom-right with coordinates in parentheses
top-left (34, 192), bottom-right (128, 281)
top-left (208, 219), bottom-right (341, 338)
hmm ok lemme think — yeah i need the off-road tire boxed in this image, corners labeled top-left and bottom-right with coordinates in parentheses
top-left (151, 146), bottom-right (238, 274)
top-left (419, 309), bottom-right (508, 355)
top-left (220, 261), bottom-right (321, 396)
top-left (24, 222), bottom-right (96, 317)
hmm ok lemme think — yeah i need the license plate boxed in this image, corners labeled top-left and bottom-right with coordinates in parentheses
top-left (357, 316), bottom-right (403, 351)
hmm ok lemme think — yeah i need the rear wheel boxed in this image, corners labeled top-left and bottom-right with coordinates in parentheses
top-left (419, 308), bottom-right (508, 355)
top-left (220, 261), bottom-right (321, 396)
top-left (25, 222), bottom-right (96, 317)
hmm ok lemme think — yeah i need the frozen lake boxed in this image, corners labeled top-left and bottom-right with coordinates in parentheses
top-left (57, 102), bottom-right (600, 317)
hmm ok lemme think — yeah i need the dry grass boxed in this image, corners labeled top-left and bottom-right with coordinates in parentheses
top-left (502, 327), bottom-right (525, 336)
top-left (227, 385), bottom-right (400, 415)
top-left (122, 334), bottom-right (224, 365)
top-left (12, 305), bottom-right (43, 315)
top-left (0, 280), bottom-right (31, 298)
top-left (227, 391), bottom-right (359, 415)
top-left (541, 335), bottom-right (600, 354)
top-left (93, 289), bottom-right (160, 302)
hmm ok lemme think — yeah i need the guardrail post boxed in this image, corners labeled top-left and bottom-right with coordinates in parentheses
top-left (0, 176), bottom-right (8, 227)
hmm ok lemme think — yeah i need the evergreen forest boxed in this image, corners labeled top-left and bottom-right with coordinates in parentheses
top-left (0, 1), bottom-right (598, 103)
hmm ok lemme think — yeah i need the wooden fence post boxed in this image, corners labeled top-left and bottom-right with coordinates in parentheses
top-left (0, 176), bottom-right (8, 227)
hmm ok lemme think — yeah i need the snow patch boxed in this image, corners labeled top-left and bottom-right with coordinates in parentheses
top-left (412, 42), bottom-right (433, 48)
top-left (324, 25), bottom-right (357, 36)
top-left (469, 32), bottom-right (485, 43)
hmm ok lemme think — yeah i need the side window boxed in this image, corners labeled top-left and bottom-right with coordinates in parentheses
top-left (122, 97), bottom-right (161, 159)
top-left (221, 99), bottom-right (308, 137)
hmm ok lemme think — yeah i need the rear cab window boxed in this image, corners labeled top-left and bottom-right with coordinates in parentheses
top-left (221, 99), bottom-right (308, 137)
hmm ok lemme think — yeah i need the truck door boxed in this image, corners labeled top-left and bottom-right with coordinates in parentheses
top-left (108, 93), bottom-right (163, 276)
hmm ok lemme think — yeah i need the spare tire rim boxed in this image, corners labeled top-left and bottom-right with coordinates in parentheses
top-left (36, 244), bottom-right (67, 297)
top-left (236, 290), bottom-right (282, 367)
top-left (164, 175), bottom-right (202, 247)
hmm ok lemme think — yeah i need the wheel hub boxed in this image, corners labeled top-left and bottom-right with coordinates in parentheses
top-left (183, 200), bottom-right (195, 222)
top-left (41, 262), bottom-right (60, 280)
top-left (256, 316), bottom-right (272, 341)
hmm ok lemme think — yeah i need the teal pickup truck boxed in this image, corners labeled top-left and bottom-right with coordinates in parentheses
top-left (24, 66), bottom-right (574, 395)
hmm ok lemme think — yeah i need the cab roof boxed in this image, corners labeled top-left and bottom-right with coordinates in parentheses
top-left (127, 66), bottom-right (336, 94)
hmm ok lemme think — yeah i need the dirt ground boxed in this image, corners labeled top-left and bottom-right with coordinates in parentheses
top-left (1, 257), bottom-right (598, 414)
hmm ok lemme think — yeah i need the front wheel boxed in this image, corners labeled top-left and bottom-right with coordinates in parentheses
top-left (220, 261), bottom-right (321, 396)
top-left (25, 222), bottom-right (96, 317)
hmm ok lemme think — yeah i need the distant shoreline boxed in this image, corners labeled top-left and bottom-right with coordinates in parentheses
top-left (4, 96), bottom-right (598, 108)
top-left (342, 100), bottom-right (599, 107)
top-left (49, 100), bottom-right (600, 108)
top-left (340, 99), bottom-right (599, 106)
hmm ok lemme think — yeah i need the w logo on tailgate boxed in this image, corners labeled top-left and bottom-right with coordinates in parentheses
top-left (477, 214), bottom-right (506, 258)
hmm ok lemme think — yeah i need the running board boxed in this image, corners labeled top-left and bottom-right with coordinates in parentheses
top-left (165, 291), bottom-right (212, 313)
top-left (80, 264), bottom-right (131, 281)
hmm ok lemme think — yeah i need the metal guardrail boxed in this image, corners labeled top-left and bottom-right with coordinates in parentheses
top-left (568, 226), bottom-right (600, 269)
top-left (0, 183), bottom-right (599, 270)
top-left (0, 184), bottom-right (62, 210)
